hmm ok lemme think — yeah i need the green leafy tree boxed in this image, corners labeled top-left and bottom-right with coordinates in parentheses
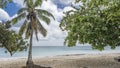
top-left (0, 0), bottom-right (27, 56)
top-left (10, 0), bottom-right (54, 67)
top-left (0, 0), bottom-right (12, 8)
top-left (60, 0), bottom-right (120, 50)
top-left (0, 22), bottom-right (28, 56)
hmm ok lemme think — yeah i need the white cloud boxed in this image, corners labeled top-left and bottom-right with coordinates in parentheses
top-left (33, 39), bottom-right (65, 46)
top-left (52, 0), bottom-right (74, 6)
top-left (59, 0), bottom-right (74, 5)
top-left (0, 0), bottom-right (78, 46)
top-left (58, 0), bottom-right (82, 7)
top-left (41, 0), bottom-right (64, 21)
top-left (47, 20), bottom-right (67, 40)
top-left (33, 0), bottom-right (67, 41)
top-left (0, 20), bottom-right (2, 23)
top-left (10, 26), bottom-right (20, 33)
top-left (0, 8), bottom-right (10, 22)
top-left (9, 0), bottom-right (78, 46)
top-left (13, 0), bottom-right (24, 7)
top-left (63, 6), bottom-right (76, 12)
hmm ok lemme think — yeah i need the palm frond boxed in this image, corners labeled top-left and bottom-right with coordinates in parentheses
top-left (36, 18), bottom-right (47, 37)
top-left (29, 0), bottom-right (34, 7)
top-left (24, 0), bottom-right (33, 8)
top-left (37, 13), bottom-right (51, 25)
top-left (19, 19), bottom-right (27, 36)
top-left (11, 12), bottom-right (26, 24)
top-left (32, 19), bottom-right (39, 41)
top-left (24, 0), bottom-right (27, 4)
top-left (18, 8), bottom-right (27, 15)
top-left (34, 0), bottom-right (42, 7)
top-left (36, 9), bottom-right (55, 20)
top-left (25, 22), bottom-right (31, 39)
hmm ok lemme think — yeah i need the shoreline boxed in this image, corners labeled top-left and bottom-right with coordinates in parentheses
top-left (0, 52), bottom-right (120, 59)
top-left (0, 53), bottom-right (120, 61)
top-left (0, 53), bottom-right (120, 68)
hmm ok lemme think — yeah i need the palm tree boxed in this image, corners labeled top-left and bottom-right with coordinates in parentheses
top-left (10, 0), bottom-right (54, 68)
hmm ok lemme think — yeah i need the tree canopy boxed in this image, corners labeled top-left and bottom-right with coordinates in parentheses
top-left (0, 22), bottom-right (28, 56)
top-left (60, 0), bottom-right (120, 50)
top-left (0, 0), bottom-right (12, 8)
top-left (0, 0), bottom-right (28, 56)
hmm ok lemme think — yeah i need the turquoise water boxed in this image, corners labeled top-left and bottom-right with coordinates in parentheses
top-left (0, 46), bottom-right (120, 58)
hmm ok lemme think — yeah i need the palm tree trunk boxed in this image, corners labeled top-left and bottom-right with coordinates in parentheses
top-left (26, 28), bottom-right (34, 68)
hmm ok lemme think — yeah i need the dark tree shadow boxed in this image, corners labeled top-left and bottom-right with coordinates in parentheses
top-left (22, 64), bottom-right (52, 68)
top-left (114, 56), bottom-right (120, 62)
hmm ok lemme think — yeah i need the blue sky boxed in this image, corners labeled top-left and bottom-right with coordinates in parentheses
top-left (3, 0), bottom-right (71, 17)
top-left (4, 1), bottom-right (64, 17)
top-left (4, 2), bottom-right (20, 17)
top-left (0, 0), bottom-right (76, 46)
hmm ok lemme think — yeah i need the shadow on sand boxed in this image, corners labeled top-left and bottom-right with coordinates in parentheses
top-left (22, 64), bottom-right (52, 68)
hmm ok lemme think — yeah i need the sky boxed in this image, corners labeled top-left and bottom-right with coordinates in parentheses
top-left (0, 0), bottom-right (79, 46)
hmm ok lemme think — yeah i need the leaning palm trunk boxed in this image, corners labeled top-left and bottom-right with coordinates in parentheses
top-left (26, 21), bottom-right (34, 68)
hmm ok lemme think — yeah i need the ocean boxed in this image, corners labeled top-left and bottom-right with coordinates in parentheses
top-left (0, 46), bottom-right (120, 58)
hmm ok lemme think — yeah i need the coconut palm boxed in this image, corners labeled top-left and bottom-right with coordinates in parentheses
top-left (10, 0), bottom-right (54, 68)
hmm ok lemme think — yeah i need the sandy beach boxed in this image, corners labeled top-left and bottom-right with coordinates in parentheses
top-left (0, 53), bottom-right (120, 68)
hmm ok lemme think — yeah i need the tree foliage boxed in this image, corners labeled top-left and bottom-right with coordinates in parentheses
top-left (0, 22), bottom-right (28, 56)
top-left (0, 0), bottom-right (12, 8)
top-left (0, 0), bottom-right (28, 56)
top-left (60, 0), bottom-right (120, 50)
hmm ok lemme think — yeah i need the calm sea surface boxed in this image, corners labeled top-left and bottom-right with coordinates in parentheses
top-left (0, 46), bottom-right (120, 58)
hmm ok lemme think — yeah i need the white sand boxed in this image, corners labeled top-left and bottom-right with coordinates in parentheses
top-left (0, 53), bottom-right (120, 68)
